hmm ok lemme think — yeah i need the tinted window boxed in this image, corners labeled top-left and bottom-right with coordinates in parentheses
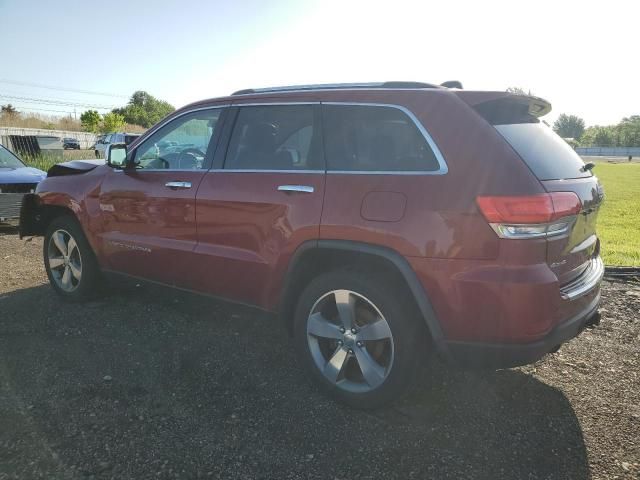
top-left (134, 109), bottom-right (221, 170)
top-left (495, 123), bottom-right (591, 180)
top-left (225, 105), bottom-right (321, 170)
top-left (323, 105), bottom-right (440, 172)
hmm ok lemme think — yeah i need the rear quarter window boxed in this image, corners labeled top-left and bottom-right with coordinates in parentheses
top-left (495, 122), bottom-right (591, 180)
top-left (322, 105), bottom-right (443, 172)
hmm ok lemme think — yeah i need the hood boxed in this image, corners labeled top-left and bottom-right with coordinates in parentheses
top-left (47, 159), bottom-right (105, 177)
top-left (0, 166), bottom-right (47, 184)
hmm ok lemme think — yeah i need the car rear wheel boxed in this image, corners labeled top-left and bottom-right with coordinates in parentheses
top-left (294, 270), bottom-right (424, 408)
top-left (44, 216), bottom-right (102, 301)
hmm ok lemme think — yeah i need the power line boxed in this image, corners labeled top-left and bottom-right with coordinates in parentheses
top-left (0, 78), bottom-right (129, 99)
top-left (8, 105), bottom-right (78, 114)
top-left (0, 93), bottom-right (117, 110)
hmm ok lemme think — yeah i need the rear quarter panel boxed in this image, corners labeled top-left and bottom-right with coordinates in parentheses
top-left (318, 89), bottom-right (545, 259)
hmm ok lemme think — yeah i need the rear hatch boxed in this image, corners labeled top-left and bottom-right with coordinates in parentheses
top-left (495, 122), bottom-right (603, 283)
top-left (468, 93), bottom-right (604, 284)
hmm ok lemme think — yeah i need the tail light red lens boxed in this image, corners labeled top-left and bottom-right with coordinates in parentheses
top-left (476, 192), bottom-right (581, 224)
top-left (476, 192), bottom-right (582, 239)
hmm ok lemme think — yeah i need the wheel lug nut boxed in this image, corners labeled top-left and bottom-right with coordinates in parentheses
top-left (356, 341), bottom-right (363, 348)
top-left (351, 328), bottom-right (357, 334)
top-left (339, 327), bottom-right (345, 333)
top-left (337, 340), bottom-right (343, 346)
top-left (348, 349), bottom-right (354, 354)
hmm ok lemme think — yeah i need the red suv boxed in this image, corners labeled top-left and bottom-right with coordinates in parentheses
top-left (20, 82), bottom-right (604, 408)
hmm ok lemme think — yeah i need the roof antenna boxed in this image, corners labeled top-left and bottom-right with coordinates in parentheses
top-left (441, 80), bottom-right (463, 89)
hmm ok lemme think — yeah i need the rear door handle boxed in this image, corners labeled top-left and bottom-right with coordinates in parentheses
top-left (165, 181), bottom-right (192, 189)
top-left (277, 185), bottom-right (314, 193)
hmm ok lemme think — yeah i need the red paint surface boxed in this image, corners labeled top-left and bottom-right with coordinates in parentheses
top-left (34, 87), bottom-right (603, 345)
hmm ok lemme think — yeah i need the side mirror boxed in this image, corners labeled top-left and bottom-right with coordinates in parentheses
top-left (107, 143), bottom-right (128, 168)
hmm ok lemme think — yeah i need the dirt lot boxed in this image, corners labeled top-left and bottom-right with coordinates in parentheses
top-left (0, 226), bottom-right (638, 479)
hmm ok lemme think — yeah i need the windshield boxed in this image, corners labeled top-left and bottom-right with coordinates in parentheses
top-left (495, 122), bottom-right (592, 180)
top-left (0, 146), bottom-right (25, 168)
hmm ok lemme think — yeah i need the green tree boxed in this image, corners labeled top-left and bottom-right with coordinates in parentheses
top-left (1, 104), bottom-right (18, 117)
top-left (80, 109), bottom-right (101, 133)
top-left (617, 115), bottom-right (640, 147)
top-left (113, 91), bottom-right (174, 128)
top-left (553, 114), bottom-right (586, 140)
top-left (101, 112), bottom-right (125, 133)
top-left (580, 126), bottom-right (616, 147)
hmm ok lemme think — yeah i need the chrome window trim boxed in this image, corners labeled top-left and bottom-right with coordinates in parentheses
top-left (210, 169), bottom-right (324, 174)
top-left (116, 168), bottom-right (208, 173)
top-left (322, 102), bottom-right (448, 175)
top-left (221, 101), bottom-right (448, 175)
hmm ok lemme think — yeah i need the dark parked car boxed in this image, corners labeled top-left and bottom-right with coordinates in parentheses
top-left (0, 144), bottom-right (46, 222)
top-left (20, 82), bottom-right (604, 408)
top-left (62, 137), bottom-right (80, 150)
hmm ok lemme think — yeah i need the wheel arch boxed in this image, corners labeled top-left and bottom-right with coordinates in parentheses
top-left (20, 194), bottom-right (81, 239)
top-left (279, 239), bottom-right (448, 357)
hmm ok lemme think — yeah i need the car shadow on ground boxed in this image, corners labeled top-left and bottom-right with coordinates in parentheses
top-left (0, 284), bottom-right (590, 479)
top-left (0, 223), bottom-right (18, 236)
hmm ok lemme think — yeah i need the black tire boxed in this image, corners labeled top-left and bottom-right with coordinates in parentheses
top-left (293, 269), bottom-right (426, 409)
top-left (43, 215), bottom-right (102, 302)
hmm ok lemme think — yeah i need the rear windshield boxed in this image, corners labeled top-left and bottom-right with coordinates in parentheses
top-left (495, 122), bottom-right (591, 180)
top-left (124, 135), bottom-right (139, 145)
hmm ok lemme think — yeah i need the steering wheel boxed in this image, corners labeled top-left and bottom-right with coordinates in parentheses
top-left (180, 147), bottom-right (206, 159)
top-left (142, 156), bottom-right (170, 169)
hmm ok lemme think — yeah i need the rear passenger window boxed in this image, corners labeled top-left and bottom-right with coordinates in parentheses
top-left (225, 105), bottom-right (322, 170)
top-left (323, 105), bottom-right (441, 172)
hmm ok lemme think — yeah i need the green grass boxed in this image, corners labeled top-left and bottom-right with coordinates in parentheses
top-left (22, 150), bottom-right (98, 172)
top-left (594, 163), bottom-right (640, 266)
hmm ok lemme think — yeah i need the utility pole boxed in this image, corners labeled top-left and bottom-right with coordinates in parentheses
top-left (74, 107), bottom-right (77, 120)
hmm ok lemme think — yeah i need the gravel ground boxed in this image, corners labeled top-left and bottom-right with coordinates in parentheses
top-left (0, 226), bottom-right (638, 479)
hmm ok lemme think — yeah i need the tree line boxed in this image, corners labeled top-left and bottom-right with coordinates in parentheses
top-left (553, 113), bottom-right (640, 147)
top-left (1, 90), bottom-right (174, 134)
top-left (80, 91), bottom-right (174, 134)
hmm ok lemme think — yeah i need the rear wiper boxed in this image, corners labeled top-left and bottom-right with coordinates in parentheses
top-left (580, 162), bottom-right (595, 172)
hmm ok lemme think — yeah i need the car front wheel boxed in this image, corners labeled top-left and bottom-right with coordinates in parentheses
top-left (44, 216), bottom-right (102, 301)
top-left (294, 270), bottom-right (424, 408)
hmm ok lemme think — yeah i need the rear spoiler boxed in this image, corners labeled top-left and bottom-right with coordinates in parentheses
top-left (455, 91), bottom-right (552, 124)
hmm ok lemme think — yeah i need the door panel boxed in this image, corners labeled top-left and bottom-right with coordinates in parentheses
top-left (190, 171), bottom-right (325, 307)
top-left (96, 107), bottom-right (226, 286)
top-left (189, 103), bottom-right (325, 308)
top-left (98, 170), bottom-right (205, 285)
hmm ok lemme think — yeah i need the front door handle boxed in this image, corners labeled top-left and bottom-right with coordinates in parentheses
top-left (277, 185), bottom-right (314, 194)
top-left (165, 181), bottom-right (192, 189)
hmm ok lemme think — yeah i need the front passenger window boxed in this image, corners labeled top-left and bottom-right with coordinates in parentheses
top-left (134, 109), bottom-right (221, 170)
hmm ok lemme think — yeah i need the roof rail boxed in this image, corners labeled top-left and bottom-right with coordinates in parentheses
top-left (231, 81), bottom-right (440, 96)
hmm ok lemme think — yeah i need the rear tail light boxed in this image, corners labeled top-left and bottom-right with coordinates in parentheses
top-left (476, 192), bottom-right (581, 239)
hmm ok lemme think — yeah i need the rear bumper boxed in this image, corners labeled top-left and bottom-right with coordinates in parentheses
top-left (445, 291), bottom-right (600, 368)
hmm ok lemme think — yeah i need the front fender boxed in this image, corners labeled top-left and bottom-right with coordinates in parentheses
top-left (19, 191), bottom-right (86, 238)
top-left (19, 193), bottom-right (42, 238)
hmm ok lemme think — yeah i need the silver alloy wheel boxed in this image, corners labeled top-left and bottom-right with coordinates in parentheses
top-left (306, 289), bottom-right (395, 393)
top-left (47, 229), bottom-right (82, 292)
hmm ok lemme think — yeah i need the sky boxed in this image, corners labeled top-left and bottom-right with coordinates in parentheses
top-left (0, 0), bottom-right (638, 126)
